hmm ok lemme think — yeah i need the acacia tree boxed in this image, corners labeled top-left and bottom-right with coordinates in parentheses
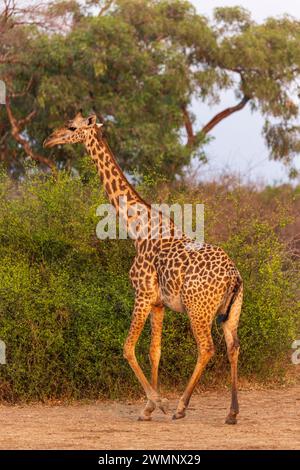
top-left (1, 0), bottom-right (300, 178)
top-left (0, 0), bottom-right (81, 174)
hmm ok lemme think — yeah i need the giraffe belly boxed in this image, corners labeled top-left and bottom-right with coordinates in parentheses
top-left (162, 292), bottom-right (185, 313)
top-left (157, 268), bottom-right (186, 313)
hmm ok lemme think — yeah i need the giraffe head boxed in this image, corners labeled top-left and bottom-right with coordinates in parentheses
top-left (43, 111), bottom-right (103, 148)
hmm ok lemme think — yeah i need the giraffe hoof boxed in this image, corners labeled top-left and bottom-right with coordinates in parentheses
top-left (157, 398), bottom-right (169, 415)
top-left (138, 415), bottom-right (152, 422)
top-left (172, 411), bottom-right (186, 420)
top-left (225, 415), bottom-right (237, 425)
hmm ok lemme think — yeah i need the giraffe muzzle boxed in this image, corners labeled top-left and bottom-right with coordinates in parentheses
top-left (43, 131), bottom-right (69, 148)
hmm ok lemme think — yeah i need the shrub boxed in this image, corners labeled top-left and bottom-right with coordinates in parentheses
top-left (0, 169), bottom-right (298, 400)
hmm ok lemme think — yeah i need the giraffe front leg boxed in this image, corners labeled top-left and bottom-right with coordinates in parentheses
top-left (123, 297), bottom-right (165, 420)
top-left (140, 306), bottom-right (168, 421)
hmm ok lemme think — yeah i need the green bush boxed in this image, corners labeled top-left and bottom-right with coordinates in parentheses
top-left (0, 169), bottom-right (298, 400)
top-left (223, 220), bottom-right (299, 378)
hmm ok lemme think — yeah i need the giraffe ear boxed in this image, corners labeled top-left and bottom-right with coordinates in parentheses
top-left (96, 123), bottom-right (103, 129)
top-left (87, 114), bottom-right (97, 126)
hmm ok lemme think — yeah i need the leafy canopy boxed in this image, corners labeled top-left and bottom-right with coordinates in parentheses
top-left (1, 0), bottom-right (300, 178)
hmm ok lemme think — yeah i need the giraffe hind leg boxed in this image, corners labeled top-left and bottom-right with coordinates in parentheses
top-left (222, 283), bottom-right (243, 425)
top-left (173, 308), bottom-right (215, 420)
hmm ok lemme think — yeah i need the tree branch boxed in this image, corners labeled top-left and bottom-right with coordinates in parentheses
top-left (5, 95), bottom-right (57, 173)
top-left (98, 0), bottom-right (114, 16)
top-left (200, 96), bottom-right (250, 135)
top-left (182, 96), bottom-right (250, 148)
top-left (181, 104), bottom-right (196, 147)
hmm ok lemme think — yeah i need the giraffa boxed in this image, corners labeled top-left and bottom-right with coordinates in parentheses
top-left (44, 112), bottom-right (243, 424)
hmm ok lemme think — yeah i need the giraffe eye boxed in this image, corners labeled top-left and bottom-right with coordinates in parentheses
top-left (68, 127), bottom-right (76, 132)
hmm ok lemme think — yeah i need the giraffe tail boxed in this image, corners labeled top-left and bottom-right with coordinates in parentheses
top-left (216, 276), bottom-right (243, 325)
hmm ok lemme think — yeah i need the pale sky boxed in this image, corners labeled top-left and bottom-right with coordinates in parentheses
top-left (189, 0), bottom-right (300, 184)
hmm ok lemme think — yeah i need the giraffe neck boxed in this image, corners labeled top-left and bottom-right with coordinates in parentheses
top-left (85, 128), bottom-right (181, 246)
top-left (86, 131), bottom-right (146, 206)
top-left (85, 129), bottom-right (151, 240)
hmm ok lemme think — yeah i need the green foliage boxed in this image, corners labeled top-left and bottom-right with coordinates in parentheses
top-left (0, 171), bottom-right (298, 401)
top-left (0, 169), bottom-right (137, 400)
top-left (223, 220), bottom-right (299, 377)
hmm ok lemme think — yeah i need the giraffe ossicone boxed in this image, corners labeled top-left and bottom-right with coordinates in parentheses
top-left (44, 112), bottom-right (243, 424)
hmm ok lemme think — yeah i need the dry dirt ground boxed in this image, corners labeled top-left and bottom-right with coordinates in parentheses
top-left (0, 387), bottom-right (299, 450)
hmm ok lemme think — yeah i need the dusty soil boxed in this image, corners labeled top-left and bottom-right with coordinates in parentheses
top-left (0, 387), bottom-right (299, 450)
